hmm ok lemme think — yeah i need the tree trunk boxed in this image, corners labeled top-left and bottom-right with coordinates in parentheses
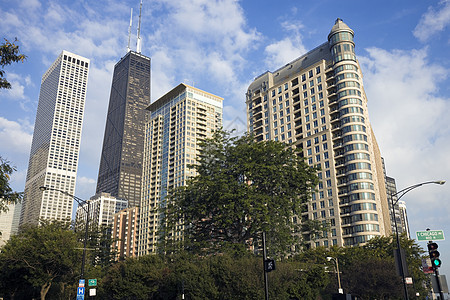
top-left (40, 281), bottom-right (52, 300)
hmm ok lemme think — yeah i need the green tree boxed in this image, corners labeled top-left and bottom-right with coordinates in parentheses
top-left (0, 156), bottom-right (23, 213)
top-left (0, 38), bottom-right (26, 89)
top-left (0, 221), bottom-right (81, 300)
top-left (161, 130), bottom-right (318, 255)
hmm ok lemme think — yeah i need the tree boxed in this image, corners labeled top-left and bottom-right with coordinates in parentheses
top-left (161, 129), bottom-right (318, 256)
top-left (0, 221), bottom-right (82, 300)
top-left (0, 38), bottom-right (26, 89)
top-left (0, 156), bottom-right (23, 213)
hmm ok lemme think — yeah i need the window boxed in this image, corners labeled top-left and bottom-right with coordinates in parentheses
top-left (329, 208), bottom-right (335, 216)
top-left (323, 143), bottom-right (328, 150)
top-left (271, 90), bottom-right (275, 97)
top-left (284, 83), bottom-right (288, 90)
top-left (316, 66), bottom-right (321, 74)
top-left (302, 83), bottom-right (307, 90)
top-left (315, 146), bottom-right (320, 153)
top-left (303, 91), bottom-right (308, 98)
top-left (324, 161), bottom-right (330, 168)
top-left (285, 93), bottom-right (289, 99)
top-left (302, 74), bottom-right (306, 82)
top-left (309, 70), bottom-right (313, 78)
top-left (307, 148), bottom-right (312, 155)
top-left (322, 134), bottom-right (327, 141)
top-left (317, 76), bottom-right (322, 83)
top-left (312, 203), bottom-right (317, 210)
top-left (321, 210), bottom-right (326, 218)
top-left (309, 80), bottom-right (314, 87)
top-left (320, 201), bottom-right (325, 208)
top-left (278, 86), bottom-right (282, 94)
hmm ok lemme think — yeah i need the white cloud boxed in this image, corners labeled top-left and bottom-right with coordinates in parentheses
top-left (264, 21), bottom-right (307, 70)
top-left (75, 176), bottom-right (97, 201)
top-left (414, 0), bottom-right (450, 42)
top-left (360, 46), bottom-right (450, 232)
top-left (0, 117), bottom-right (33, 154)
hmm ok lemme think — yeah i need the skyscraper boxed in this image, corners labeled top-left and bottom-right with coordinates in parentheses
top-left (138, 83), bottom-right (223, 255)
top-left (96, 50), bottom-right (151, 207)
top-left (246, 19), bottom-right (391, 247)
top-left (20, 51), bottom-right (90, 226)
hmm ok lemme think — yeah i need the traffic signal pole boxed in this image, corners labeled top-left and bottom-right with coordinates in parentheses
top-left (262, 231), bottom-right (269, 300)
top-left (433, 267), bottom-right (445, 300)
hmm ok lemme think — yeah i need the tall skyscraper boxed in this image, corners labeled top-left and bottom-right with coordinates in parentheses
top-left (20, 51), bottom-right (90, 226)
top-left (96, 50), bottom-right (151, 207)
top-left (138, 83), bottom-right (223, 255)
top-left (246, 19), bottom-right (391, 247)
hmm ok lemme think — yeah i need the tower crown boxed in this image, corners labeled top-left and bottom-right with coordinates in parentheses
top-left (328, 18), bottom-right (354, 43)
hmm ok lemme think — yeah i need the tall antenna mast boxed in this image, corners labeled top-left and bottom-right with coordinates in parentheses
top-left (136, 0), bottom-right (143, 53)
top-left (127, 8), bottom-right (133, 52)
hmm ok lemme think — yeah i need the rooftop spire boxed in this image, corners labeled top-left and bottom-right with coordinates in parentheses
top-left (127, 8), bottom-right (133, 52)
top-left (136, 0), bottom-right (143, 53)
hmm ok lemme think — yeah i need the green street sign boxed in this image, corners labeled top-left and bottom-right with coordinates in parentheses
top-left (416, 230), bottom-right (445, 241)
top-left (88, 279), bottom-right (97, 287)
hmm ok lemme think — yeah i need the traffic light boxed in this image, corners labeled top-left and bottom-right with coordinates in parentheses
top-left (428, 242), bottom-right (442, 269)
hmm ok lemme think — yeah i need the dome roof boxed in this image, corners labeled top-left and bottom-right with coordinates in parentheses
top-left (328, 18), bottom-right (354, 39)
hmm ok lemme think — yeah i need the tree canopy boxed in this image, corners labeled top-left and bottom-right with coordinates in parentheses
top-left (161, 130), bottom-right (318, 255)
top-left (0, 156), bottom-right (23, 213)
top-left (0, 221), bottom-right (81, 300)
top-left (0, 38), bottom-right (26, 89)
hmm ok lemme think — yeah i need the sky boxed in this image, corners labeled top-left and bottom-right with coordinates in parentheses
top-left (1, 0), bottom-right (450, 279)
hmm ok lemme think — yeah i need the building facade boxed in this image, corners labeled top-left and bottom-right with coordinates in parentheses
top-left (246, 19), bottom-right (391, 247)
top-left (385, 175), bottom-right (410, 238)
top-left (138, 83), bottom-right (223, 256)
top-left (20, 51), bottom-right (89, 226)
top-left (96, 51), bottom-right (151, 208)
top-left (75, 192), bottom-right (128, 228)
top-left (111, 206), bottom-right (139, 260)
top-left (0, 202), bottom-right (21, 246)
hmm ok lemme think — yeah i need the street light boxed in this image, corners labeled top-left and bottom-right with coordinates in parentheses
top-left (327, 256), bottom-right (343, 294)
top-left (39, 186), bottom-right (90, 280)
top-left (390, 180), bottom-right (445, 300)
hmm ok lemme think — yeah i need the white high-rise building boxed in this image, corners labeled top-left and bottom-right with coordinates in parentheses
top-left (0, 202), bottom-right (21, 246)
top-left (138, 83), bottom-right (223, 255)
top-left (20, 51), bottom-right (90, 227)
top-left (75, 193), bottom-right (128, 228)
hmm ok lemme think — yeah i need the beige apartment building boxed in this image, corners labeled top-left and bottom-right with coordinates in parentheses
top-left (246, 19), bottom-right (391, 247)
top-left (138, 83), bottom-right (223, 255)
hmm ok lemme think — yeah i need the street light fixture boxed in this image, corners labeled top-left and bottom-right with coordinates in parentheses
top-left (390, 180), bottom-right (445, 300)
top-left (39, 186), bottom-right (90, 280)
top-left (327, 256), bottom-right (343, 294)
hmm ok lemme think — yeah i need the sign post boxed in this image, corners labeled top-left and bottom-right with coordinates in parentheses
top-left (416, 230), bottom-right (445, 241)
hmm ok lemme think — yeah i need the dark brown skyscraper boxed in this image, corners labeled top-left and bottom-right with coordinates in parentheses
top-left (96, 51), bottom-right (151, 207)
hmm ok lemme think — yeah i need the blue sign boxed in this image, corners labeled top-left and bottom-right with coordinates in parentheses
top-left (79, 279), bottom-right (85, 286)
top-left (77, 295), bottom-right (84, 300)
top-left (77, 287), bottom-right (85, 295)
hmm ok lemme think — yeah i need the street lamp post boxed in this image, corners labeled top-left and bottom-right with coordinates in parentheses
top-left (327, 256), bottom-right (343, 294)
top-left (39, 186), bottom-right (90, 280)
top-left (390, 180), bottom-right (445, 300)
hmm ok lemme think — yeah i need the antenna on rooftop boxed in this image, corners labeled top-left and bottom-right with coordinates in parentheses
top-left (127, 8), bottom-right (133, 52)
top-left (136, 0), bottom-right (143, 53)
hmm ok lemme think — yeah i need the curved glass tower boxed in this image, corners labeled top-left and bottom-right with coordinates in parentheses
top-left (246, 19), bottom-right (391, 247)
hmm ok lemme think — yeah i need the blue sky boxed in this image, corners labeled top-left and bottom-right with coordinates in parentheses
top-left (1, 0), bottom-right (450, 278)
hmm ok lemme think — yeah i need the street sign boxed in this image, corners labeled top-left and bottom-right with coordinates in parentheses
top-left (88, 279), bottom-right (97, 286)
top-left (77, 287), bottom-right (85, 296)
top-left (89, 288), bottom-right (97, 296)
top-left (416, 230), bottom-right (445, 241)
top-left (79, 279), bottom-right (85, 287)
